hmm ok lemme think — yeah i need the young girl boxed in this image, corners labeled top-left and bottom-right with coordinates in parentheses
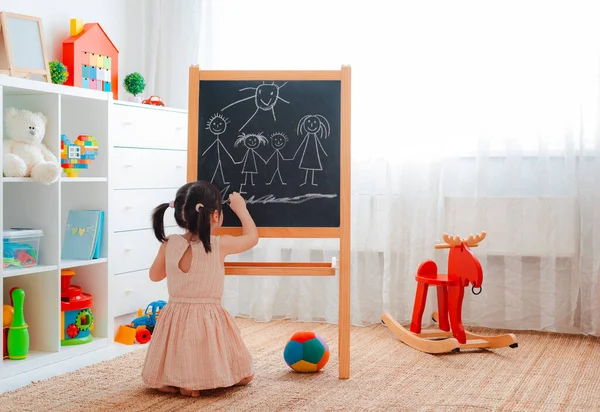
top-left (141, 181), bottom-right (258, 397)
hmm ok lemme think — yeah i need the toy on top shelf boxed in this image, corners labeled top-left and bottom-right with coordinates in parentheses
top-left (3, 229), bottom-right (43, 270)
top-left (123, 72), bottom-right (146, 103)
top-left (114, 300), bottom-right (167, 345)
top-left (142, 96), bottom-right (165, 107)
top-left (6, 287), bottom-right (29, 360)
top-left (60, 134), bottom-right (99, 177)
top-left (60, 269), bottom-right (94, 346)
top-left (2, 108), bottom-right (61, 184)
top-left (62, 18), bottom-right (119, 99)
top-left (49, 60), bottom-right (68, 85)
top-left (381, 231), bottom-right (518, 354)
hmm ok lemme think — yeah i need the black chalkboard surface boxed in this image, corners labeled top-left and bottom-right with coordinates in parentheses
top-left (197, 80), bottom-right (341, 228)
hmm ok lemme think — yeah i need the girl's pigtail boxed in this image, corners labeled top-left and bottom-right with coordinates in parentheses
top-left (195, 204), bottom-right (212, 253)
top-left (152, 203), bottom-right (170, 243)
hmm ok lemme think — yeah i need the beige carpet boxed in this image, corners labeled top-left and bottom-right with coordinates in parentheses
top-left (2, 319), bottom-right (600, 411)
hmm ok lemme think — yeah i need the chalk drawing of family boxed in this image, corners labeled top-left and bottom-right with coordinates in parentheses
top-left (202, 112), bottom-right (331, 194)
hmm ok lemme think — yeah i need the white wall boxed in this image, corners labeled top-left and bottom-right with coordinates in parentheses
top-left (0, 0), bottom-right (145, 100)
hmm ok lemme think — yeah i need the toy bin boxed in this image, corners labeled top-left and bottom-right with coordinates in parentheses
top-left (2, 229), bottom-right (43, 270)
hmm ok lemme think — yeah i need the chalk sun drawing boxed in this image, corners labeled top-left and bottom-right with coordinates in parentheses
top-left (234, 132), bottom-right (268, 194)
top-left (266, 132), bottom-right (291, 186)
top-left (294, 114), bottom-right (330, 187)
top-left (221, 81), bottom-right (290, 131)
top-left (202, 113), bottom-right (235, 185)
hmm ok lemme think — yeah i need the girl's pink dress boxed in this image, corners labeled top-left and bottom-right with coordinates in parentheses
top-left (141, 235), bottom-right (254, 390)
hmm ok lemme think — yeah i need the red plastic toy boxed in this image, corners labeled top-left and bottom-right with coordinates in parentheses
top-left (382, 231), bottom-right (518, 353)
top-left (142, 96), bottom-right (165, 106)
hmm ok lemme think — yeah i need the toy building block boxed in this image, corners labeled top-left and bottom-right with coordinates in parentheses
top-left (60, 134), bottom-right (99, 177)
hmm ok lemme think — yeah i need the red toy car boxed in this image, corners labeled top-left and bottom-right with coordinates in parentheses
top-left (142, 96), bottom-right (165, 106)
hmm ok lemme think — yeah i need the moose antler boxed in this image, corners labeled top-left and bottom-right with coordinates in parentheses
top-left (464, 231), bottom-right (486, 247)
top-left (434, 231), bottom-right (486, 249)
top-left (443, 233), bottom-right (463, 246)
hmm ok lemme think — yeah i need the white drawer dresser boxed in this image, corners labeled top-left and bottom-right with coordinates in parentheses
top-left (110, 102), bottom-right (187, 325)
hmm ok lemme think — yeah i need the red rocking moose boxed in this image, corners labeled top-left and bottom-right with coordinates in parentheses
top-left (382, 231), bottom-right (518, 353)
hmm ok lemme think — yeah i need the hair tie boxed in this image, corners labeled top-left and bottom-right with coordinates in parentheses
top-left (195, 203), bottom-right (204, 212)
top-left (169, 201), bottom-right (174, 208)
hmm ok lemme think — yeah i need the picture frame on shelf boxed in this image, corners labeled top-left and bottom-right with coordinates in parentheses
top-left (0, 12), bottom-right (51, 83)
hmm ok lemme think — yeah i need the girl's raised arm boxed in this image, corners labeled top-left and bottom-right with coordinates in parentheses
top-left (220, 193), bottom-right (259, 257)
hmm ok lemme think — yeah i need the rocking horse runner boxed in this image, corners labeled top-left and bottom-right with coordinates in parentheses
top-left (382, 231), bottom-right (518, 353)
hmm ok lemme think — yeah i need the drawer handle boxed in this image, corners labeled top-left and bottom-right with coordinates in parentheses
top-left (124, 164), bottom-right (134, 168)
top-left (175, 165), bottom-right (184, 169)
top-left (124, 247), bottom-right (134, 252)
top-left (124, 288), bottom-right (134, 294)
top-left (176, 126), bottom-right (183, 130)
top-left (124, 206), bottom-right (134, 210)
top-left (122, 121), bottom-right (133, 126)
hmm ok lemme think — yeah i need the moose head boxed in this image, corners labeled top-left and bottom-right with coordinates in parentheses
top-left (438, 232), bottom-right (486, 288)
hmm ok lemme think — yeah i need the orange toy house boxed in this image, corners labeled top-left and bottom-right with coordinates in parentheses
top-left (62, 20), bottom-right (119, 100)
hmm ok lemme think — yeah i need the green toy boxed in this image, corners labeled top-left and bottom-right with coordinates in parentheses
top-left (7, 288), bottom-right (29, 360)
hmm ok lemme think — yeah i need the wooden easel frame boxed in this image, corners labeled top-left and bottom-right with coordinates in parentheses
top-left (187, 65), bottom-right (352, 379)
top-left (0, 12), bottom-right (51, 83)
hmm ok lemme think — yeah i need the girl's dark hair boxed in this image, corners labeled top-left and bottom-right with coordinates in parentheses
top-left (152, 180), bottom-right (223, 253)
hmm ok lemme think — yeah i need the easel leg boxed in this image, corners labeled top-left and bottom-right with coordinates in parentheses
top-left (338, 252), bottom-right (351, 379)
top-left (410, 282), bottom-right (429, 334)
top-left (448, 285), bottom-right (466, 344)
top-left (436, 286), bottom-right (450, 332)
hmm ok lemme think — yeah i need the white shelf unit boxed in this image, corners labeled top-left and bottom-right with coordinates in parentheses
top-left (0, 75), bottom-right (111, 379)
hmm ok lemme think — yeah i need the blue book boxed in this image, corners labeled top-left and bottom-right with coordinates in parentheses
top-left (92, 210), bottom-right (104, 259)
top-left (61, 210), bottom-right (103, 260)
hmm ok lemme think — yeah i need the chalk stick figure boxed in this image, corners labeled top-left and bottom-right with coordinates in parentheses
top-left (222, 81), bottom-right (290, 131)
top-left (202, 113), bottom-right (235, 184)
top-left (294, 114), bottom-right (330, 186)
top-left (235, 132), bottom-right (268, 194)
top-left (266, 132), bottom-right (291, 186)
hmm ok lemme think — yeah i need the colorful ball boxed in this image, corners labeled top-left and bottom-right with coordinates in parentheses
top-left (283, 331), bottom-right (330, 373)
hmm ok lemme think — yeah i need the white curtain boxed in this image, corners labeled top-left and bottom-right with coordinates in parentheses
top-left (141, 0), bottom-right (600, 335)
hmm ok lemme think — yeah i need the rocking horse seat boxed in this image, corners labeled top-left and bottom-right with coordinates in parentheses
top-left (414, 273), bottom-right (459, 286)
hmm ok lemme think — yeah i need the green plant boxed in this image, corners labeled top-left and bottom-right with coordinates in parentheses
top-left (49, 60), bottom-right (68, 85)
top-left (123, 72), bottom-right (146, 96)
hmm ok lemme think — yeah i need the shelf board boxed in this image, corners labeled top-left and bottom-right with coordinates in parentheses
top-left (114, 100), bottom-right (187, 113)
top-left (0, 74), bottom-right (111, 101)
top-left (0, 338), bottom-right (108, 379)
top-left (3, 177), bottom-right (108, 183)
top-left (60, 177), bottom-right (108, 183)
top-left (60, 258), bottom-right (107, 269)
top-left (2, 264), bottom-right (58, 278)
top-left (0, 350), bottom-right (59, 379)
top-left (59, 337), bottom-right (109, 357)
top-left (2, 177), bottom-right (36, 183)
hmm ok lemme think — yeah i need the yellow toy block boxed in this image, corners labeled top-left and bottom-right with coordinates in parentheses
top-left (96, 54), bottom-right (104, 68)
top-left (70, 18), bottom-right (83, 36)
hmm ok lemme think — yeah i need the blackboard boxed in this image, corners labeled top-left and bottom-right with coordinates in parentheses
top-left (196, 80), bottom-right (341, 228)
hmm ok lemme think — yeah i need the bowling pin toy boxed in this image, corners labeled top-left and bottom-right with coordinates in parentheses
top-left (7, 287), bottom-right (29, 360)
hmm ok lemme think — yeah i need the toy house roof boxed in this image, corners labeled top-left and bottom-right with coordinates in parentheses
top-left (63, 23), bottom-right (119, 53)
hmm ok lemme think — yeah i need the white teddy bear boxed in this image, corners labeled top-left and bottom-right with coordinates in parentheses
top-left (3, 107), bottom-right (61, 184)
